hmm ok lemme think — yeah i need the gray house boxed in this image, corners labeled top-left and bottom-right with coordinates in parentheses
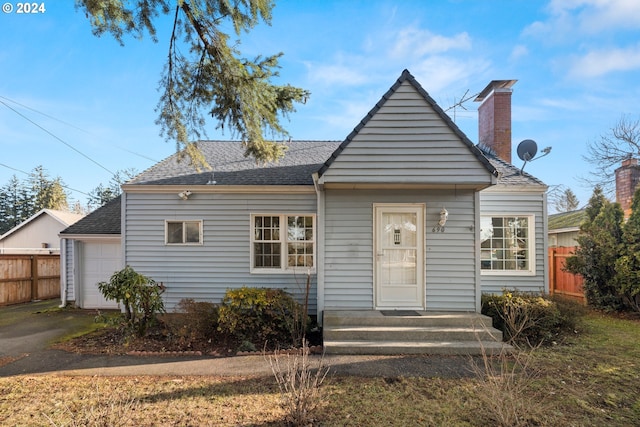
top-left (61, 70), bottom-right (548, 353)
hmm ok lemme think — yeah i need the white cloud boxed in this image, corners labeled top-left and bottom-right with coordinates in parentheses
top-left (568, 44), bottom-right (640, 77)
top-left (410, 57), bottom-right (491, 95)
top-left (510, 45), bottom-right (529, 61)
top-left (550, 0), bottom-right (640, 32)
top-left (390, 27), bottom-right (471, 59)
top-left (526, 0), bottom-right (640, 39)
top-left (304, 63), bottom-right (370, 87)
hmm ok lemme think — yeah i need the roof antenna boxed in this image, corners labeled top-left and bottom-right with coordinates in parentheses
top-left (517, 139), bottom-right (552, 173)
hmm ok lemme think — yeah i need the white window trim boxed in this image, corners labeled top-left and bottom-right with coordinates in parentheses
top-left (164, 220), bottom-right (204, 245)
top-left (250, 213), bottom-right (316, 274)
top-left (480, 214), bottom-right (535, 276)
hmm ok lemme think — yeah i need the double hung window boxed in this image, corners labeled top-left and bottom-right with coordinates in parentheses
top-left (480, 215), bottom-right (534, 274)
top-left (252, 214), bottom-right (315, 272)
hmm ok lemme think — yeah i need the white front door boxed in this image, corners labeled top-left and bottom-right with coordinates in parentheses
top-left (374, 204), bottom-right (425, 309)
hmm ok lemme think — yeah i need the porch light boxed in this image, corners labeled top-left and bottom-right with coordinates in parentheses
top-left (178, 190), bottom-right (192, 200)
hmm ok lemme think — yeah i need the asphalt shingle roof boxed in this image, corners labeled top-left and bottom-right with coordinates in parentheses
top-left (548, 209), bottom-right (586, 231)
top-left (479, 146), bottom-right (547, 187)
top-left (60, 196), bottom-right (121, 235)
top-left (129, 140), bottom-right (545, 188)
top-left (129, 141), bottom-right (340, 186)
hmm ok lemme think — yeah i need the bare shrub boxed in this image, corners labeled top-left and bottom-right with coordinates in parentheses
top-left (470, 345), bottom-right (546, 427)
top-left (267, 340), bottom-right (329, 426)
top-left (467, 314), bottom-right (548, 426)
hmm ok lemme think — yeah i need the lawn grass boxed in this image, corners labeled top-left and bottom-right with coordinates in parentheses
top-left (1, 311), bottom-right (639, 426)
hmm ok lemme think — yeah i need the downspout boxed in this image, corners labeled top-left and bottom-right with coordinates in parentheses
top-left (474, 191), bottom-right (482, 313)
top-left (542, 190), bottom-right (550, 294)
top-left (312, 172), bottom-right (325, 326)
top-left (59, 237), bottom-right (67, 308)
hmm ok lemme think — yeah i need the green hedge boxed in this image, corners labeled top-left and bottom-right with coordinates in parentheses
top-left (482, 290), bottom-right (585, 347)
top-left (217, 286), bottom-right (306, 350)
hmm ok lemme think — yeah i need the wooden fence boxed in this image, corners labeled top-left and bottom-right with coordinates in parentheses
top-left (0, 254), bottom-right (60, 306)
top-left (548, 247), bottom-right (585, 303)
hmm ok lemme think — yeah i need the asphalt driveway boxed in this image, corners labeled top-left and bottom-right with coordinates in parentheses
top-left (0, 300), bottom-right (479, 378)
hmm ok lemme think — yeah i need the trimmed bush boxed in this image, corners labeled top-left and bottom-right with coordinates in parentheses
top-left (217, 286), bottom-right (306, 350)
top-left (97, 265), bottom-right (165, 337)
top-left (482, 290), bottom-right (584, 348)
top-left (163, 299), bottom-right (219, 348)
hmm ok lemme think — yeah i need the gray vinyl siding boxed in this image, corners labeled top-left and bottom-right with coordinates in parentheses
top-left (124, 191), bottom-right (318, 312)
top-left (479, 190), bottom-right (548, 294)
top-left (323, 189), bottom-right (478, 312)
top-left (320, 81), bottom-right (493, 186)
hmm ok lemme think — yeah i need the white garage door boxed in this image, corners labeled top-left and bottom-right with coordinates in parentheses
top-left (80, 241), bottom-right (121, 309)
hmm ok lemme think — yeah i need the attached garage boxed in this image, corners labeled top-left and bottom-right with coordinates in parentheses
top-left (59, 196), bottom-right (122, 309)
top-left (78, 239), bottom-right (121, 309)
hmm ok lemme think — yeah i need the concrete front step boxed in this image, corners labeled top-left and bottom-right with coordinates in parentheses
top-left (323, 310), bottom-right (496, 328)
top-left (323, 325), bottom-right (501, 342)
top-left (323, 340), bottom-right (510, 356)
top-left (322, 310), bottom-right (508, 356)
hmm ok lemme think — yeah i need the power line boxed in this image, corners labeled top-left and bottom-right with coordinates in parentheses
top-left (0, 95), bottom-right (91, 134)
top-left (0, 94), bottom-right (160, 163)
top-left (0, 98), bottom-right (116, 176)
top-left (0, 162), bottom-right (92, 197)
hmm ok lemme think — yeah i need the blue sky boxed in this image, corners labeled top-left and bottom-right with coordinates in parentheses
top-left (1, 1), bottom-right (639, 211)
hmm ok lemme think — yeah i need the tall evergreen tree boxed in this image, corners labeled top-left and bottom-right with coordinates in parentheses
top-left (87, 168), bottom-right (137, 211)
top-left (77, 0), bottom-right (310, 168)
top-left (0, 167), bottom-right (69, 235)
top-left (554, 188), bottom-right (580, 213)
top-left (27, 166), bottom-right (69, 213)
top-left (615, 186), bottom-right (640, 311)
top-left (0, 176), bottom-right (28, 235)
top-left (565, 187), bottom-right (624, 310)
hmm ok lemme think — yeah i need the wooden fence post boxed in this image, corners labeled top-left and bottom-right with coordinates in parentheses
top-left (548, 248), bottom-right (556, 296)
top-left (31, 255), bottom-right (38, 300)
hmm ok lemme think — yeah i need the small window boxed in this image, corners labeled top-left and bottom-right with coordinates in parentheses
top-left (251, 214), bottom-right (315, 273)
top-left (480, 215), bottom-right (534, 274)
top-left (166, 220), bottom-right (202, 245)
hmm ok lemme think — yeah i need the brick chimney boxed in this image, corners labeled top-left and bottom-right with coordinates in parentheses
top-left (615, 157), bottom-right (640, 218)
top-left (474, 80), bottom-right (517, 163)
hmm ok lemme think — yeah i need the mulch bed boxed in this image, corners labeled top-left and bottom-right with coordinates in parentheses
top-left (54, 322), bottom-right (323, 357)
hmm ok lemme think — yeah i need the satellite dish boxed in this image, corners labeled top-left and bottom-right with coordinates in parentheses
top-left (517, 139), bottom-right (538, 162)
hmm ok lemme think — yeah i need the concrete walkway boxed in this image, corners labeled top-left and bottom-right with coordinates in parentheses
top-left (0, 300), bottom-right (478, 378)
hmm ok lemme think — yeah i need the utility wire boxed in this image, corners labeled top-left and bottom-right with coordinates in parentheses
top-left (0, 98), bottom-right (116, 176)
top-left (0, 95), bottom-right (90, 134)
top-left (0, 94), bottom-right (159, 163)
top-left (0, 162), bottom-right (92, 197)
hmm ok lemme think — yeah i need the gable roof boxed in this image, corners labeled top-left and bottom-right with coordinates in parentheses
top-left (317, 69), bottom-right (498, 178)
top-left (128, 141), bottom-right (340, 186)
top-left (60, 196), bottom-right (121, 236)
top-left (0, 209), bottom-right (84, 241)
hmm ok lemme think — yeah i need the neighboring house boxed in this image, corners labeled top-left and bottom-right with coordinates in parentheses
top-left (60, 70), bottom-right (548, 322)
top-left (548, 209), bottom-right (586, 248)
top-left (547, 157), bottom-right (640, 248)
top-left (0, 209), bottom-right (84, 254)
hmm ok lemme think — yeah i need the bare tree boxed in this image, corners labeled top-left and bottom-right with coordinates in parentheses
top-left (584, 115), bottom-right (640, 194)
top-left (549, 185), bottom-right (580, 213)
